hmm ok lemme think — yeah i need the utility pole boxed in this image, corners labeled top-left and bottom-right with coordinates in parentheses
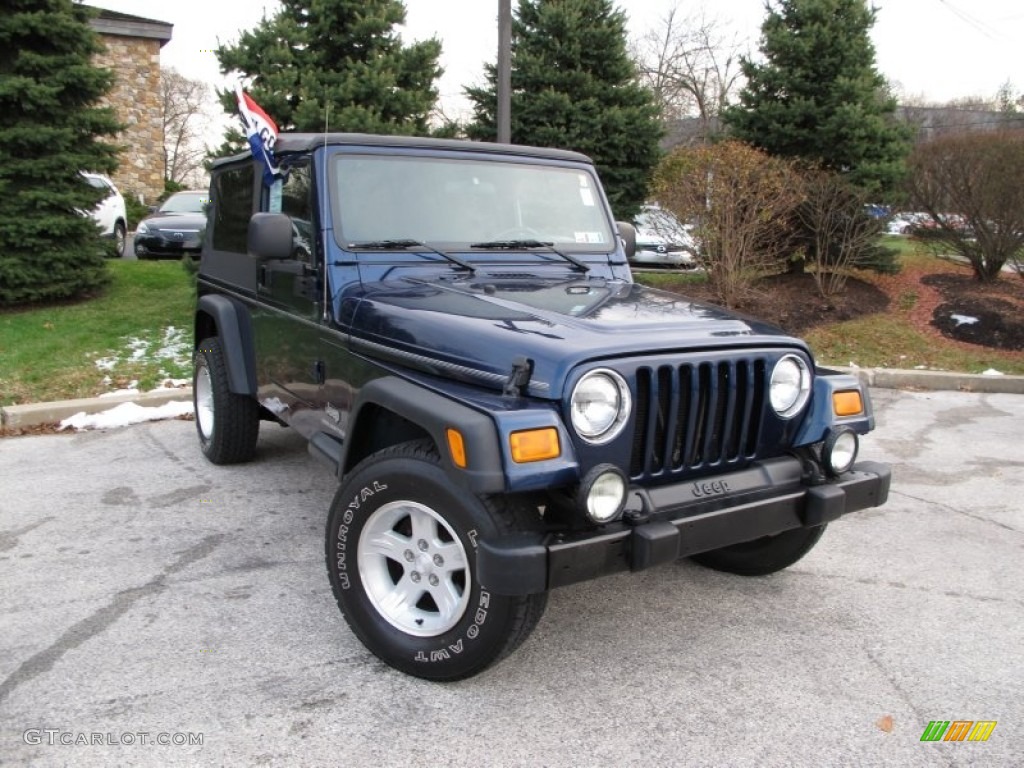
top-left (497, 0), bottom-right (512, 143)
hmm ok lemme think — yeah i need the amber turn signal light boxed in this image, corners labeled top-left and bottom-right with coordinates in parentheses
top-left (446, 428), bottom-right (467, 468)
top-left (833, 390), bottom-right (864, 417)
top-left (510, 428), bottom-right (560, 463)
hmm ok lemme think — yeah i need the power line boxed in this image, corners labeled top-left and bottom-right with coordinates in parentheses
top-left (935, 0), bottom-right (1003, 41)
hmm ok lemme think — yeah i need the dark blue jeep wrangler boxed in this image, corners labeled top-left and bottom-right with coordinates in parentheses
top-left (194, 133), bottom-right (890, 680)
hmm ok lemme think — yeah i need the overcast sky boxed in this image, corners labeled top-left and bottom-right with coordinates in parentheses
top-left (85, 0), bottom-right (1024, 138)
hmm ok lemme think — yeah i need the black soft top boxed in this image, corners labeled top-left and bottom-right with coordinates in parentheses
top-left (210, 132), bottom-right (594, 169)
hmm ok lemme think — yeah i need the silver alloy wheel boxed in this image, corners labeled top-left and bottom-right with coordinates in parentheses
top-left (195, 361), bottom-right (215, 439)
top-left (358, 500), bottom-right (470, 637)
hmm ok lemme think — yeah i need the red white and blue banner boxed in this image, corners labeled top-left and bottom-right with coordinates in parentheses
top-left (235, 85), bottom-right (281, 186)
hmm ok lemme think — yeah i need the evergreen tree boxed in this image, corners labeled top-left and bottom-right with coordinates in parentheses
top-left (0, 0), bottom-right (120, 306)
top-left (465, 0), bottom-right (662, 218)
top-left (724, 0), bottom-right (909, 197)
top-left (215, 0), bottom-right (442, 144)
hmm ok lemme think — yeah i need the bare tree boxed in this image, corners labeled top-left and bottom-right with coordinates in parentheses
top-left (653, 141), bottom-right (802, 307)
top-left (906, 130), bottom-right (1024, 281)
top-left (162, 67), bottom-right (211, 189)
top-left (797, 171), bottom-right (885, 298)
top-left (632, 3), bottom-right (745, 136)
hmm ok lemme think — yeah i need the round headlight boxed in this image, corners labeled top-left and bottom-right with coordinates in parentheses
top-left (770, 354), bottom-right (811, 418)
top-left (570, 369), bottom-right (631, 444)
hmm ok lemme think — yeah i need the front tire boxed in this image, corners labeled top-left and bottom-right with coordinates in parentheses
top-left (326, 440), bottom-right (547, 681)
top-left (193, 337), bottom-right (259, 464)
top-left (690, 525), bottom-right (827, 576)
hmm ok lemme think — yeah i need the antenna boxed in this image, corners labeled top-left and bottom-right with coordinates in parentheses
top-left (321, 97), bottom-right (331, 322)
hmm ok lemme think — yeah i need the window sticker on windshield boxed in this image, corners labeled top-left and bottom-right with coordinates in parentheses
top-left (578, 174), bottom-right (590, 188)
top-left (580, 187), bottom-right (595, 207)
top-left (574, 231), bottom-right (604, 244)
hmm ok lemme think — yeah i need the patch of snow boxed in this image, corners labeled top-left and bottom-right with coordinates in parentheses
top-left (95, 357), bottom-right (118, 371)
top-left (149, 378), bottom-right (191, 391)
top-left (59, 400), bottom-right (194, 431)
top-left (127, 337), bottom-right (150, 360)
top-left (155, 326), bottom-right (190, 364)
top-left (950, 314), bottom-right (979, 326)
top-left (262, 396), bottom-right (289, 415)
top-left (982, 368), bottom-right (1005, 376)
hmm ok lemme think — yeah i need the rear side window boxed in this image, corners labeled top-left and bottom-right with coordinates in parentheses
top-left (212, 164), bottom-right (254, 254)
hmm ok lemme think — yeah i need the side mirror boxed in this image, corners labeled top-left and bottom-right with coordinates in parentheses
top-left (617, 221), bottom-right (636, 260)
top-left (248, 212), bottom-right (293, 261)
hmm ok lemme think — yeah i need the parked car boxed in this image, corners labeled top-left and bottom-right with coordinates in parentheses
top-left (134, 190), bottom-right (208, 259)
top-left (82, 172), bottom-right (127, 257)
top-left (631, 205), bottom-right (698, 268)
top-left (193, 133), bottom-right (890, 681)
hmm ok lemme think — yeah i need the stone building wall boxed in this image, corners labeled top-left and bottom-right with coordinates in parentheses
top-left (93, 35), bottom-right (165, 203)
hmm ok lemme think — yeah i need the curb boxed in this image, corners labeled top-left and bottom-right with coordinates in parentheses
top-left (1, 368), bottom-right (1022, 431)
top-left (1, 388), bottom-right (193, 430)
top-left (836, 367), bottom-right (1024, 395)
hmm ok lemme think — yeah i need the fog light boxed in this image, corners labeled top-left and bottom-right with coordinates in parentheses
top-left (822, 428), bottom-right (858, 476)
top-left (578, 465), bottom-right (627, 524)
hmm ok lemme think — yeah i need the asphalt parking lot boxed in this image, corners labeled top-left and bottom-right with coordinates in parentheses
top-left (1, 388), bottom-right (1021, 766)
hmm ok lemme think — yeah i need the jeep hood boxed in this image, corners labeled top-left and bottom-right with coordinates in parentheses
top-left (345, 275), bottom-right (806, 398)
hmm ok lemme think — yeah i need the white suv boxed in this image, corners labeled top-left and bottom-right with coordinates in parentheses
top-left (82, 172), bottom-right (127, 257)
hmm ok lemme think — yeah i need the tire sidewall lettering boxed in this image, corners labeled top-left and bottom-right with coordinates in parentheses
top-left (333, 481), bottom-right (388, 591)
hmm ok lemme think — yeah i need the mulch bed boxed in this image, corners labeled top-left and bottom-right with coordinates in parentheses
top-left (924, 273), bottom-right (1024, 351)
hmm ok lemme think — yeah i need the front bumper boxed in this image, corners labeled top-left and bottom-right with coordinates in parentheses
top-left (477, 457), bottom-right (890, 595)
top-left (135, 233), bottom-right (202, 257)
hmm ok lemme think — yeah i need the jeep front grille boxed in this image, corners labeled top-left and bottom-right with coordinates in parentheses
top-left (630, 359), bottom-right (767, 478)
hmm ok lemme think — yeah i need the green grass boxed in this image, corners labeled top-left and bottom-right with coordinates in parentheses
top-left (0, 260), bottom-right (194, 405)
top-left (804, 316), bottom-right (1024, 375)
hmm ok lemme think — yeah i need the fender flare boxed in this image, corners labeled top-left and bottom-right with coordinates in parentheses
top-left (344, 377), bottom-right (506, 495)
top-left (194, 294), bottom-right (257, 395)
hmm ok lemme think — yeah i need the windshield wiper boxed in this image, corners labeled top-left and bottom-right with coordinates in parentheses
top-left (348, 239), bottom-right (475, 273)
top-left (468, 239), bottom-right (590, 272)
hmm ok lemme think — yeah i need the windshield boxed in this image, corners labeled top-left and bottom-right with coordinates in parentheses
top-left (331, 154), bottom-right (613, 251)
top-left (635, 208), bottom-right (689, 241)
top-left (159, 193), bottom-right (207, 214)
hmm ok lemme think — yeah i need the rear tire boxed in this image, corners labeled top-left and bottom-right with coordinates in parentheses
top-left (193, 336), bottom-right (259, 464)
top-left (326, 440), bottom-right (547, 680)
top-left (690, 525), bottom-right (827, 576)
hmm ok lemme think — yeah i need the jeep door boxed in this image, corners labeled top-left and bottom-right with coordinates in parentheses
top-left (250, 163), bottom-right (326, 434)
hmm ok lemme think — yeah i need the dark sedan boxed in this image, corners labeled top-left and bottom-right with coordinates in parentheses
top-left (134, 190), bottom-right (207, 259)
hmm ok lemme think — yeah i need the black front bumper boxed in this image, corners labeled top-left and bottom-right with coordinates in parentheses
top-left (477, 458), bottom-right (890, 595)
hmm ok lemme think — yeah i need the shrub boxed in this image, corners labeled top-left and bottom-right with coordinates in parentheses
top-left (652, 141), bottom-right (802, 307)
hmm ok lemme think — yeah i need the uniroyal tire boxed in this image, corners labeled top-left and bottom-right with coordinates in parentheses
top-left (193, 337), bottom-right (259, 464)
top-left (690, 525), bottom-right (827, 577)
top-left (326, 440), bottom-right (547, 681)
